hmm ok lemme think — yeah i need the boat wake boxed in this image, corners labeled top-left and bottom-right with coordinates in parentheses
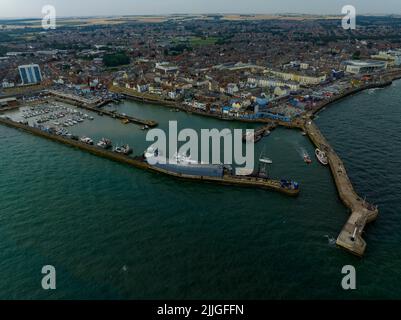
top-left (368, 88), bottom-right (384, 95)
top-left (324, 235), bottom-right (336, 246)
top-left (297, 147), bottom-right (309, 159)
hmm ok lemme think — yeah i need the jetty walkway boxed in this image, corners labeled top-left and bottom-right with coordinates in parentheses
top-left (304, 120), bottom-right (378, 256)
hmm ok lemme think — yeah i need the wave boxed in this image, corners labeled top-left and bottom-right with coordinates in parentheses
top-left (324, 235), bottom-right (336, 246)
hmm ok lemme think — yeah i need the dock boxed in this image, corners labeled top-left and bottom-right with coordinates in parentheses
top-left (0, 117), bottom-right (299, 197)
top-left (47, 90), bottom-right (158, 128)
top-left (110, 85), bottom-right (177, 107)
top-left (304, 120), bottom-right (378, 256)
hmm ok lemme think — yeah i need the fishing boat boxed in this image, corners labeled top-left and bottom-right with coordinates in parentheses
top-left (315, 148), bottom-right (328, 165)
top-left (114, 144), bottom-right (133, 155)
top-left (280, 179), bottom-right (300, 191)
top-left (80, 136), bottom-right (94, 145)
top-left (97, 138), bottom-right (113, 149)
top-left (141, 125), bottom-right (149, 130)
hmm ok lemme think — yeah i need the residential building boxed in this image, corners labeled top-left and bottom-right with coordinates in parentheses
top-left (18, 64), bottom-right (42, 85)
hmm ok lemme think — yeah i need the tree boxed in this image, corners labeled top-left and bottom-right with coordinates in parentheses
top-left (352, 50), bottom-right (361, 60)
top-left (103, 53), bottom-right (130, 67)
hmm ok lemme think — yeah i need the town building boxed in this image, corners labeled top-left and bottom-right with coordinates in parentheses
top-left (266, 69), bottom-right (327, 85)
top-left (371, 50), bottom-right (401, 67)
top-left (342, 60), bottom-right (388, 74)
top-left (155, 62), bottom-right (179, 74)
top-left (18, 64), bottom-right (42, 85)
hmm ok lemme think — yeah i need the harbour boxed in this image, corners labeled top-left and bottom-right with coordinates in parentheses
top-left (1, 79), bottom-right (400, 299)
top-left (1, 74), bottom-right (400, 257)
top-left (47, 90), bottom-right (158, 128)
top-left (2, 5), bottom-right (401, 302)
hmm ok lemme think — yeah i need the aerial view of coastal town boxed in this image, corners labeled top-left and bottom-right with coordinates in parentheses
top-left (1, 0), bottom-right (401, 306)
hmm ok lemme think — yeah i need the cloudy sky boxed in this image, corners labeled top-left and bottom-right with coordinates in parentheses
top-left (0, 0), bottom-right (400, 18)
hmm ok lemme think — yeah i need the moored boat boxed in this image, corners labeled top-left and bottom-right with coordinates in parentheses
top-left (144, 147), bottom-right (224, 178)
top-left (114, 144), bottom-right (133, 155)
top-left (80, 136), bottom-right (94, 145)
top-left (97, 138), bottom-right (113, 149)
top-left (315, 148), bottom-right (328, 165)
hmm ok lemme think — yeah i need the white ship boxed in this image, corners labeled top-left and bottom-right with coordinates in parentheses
top-left (315, 148), bottom-right (328, 165)
top-left (144, 147), bottom-right (224, 178)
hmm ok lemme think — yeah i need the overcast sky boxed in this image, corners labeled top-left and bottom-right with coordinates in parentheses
top-left (1, 0), bottom-right (400, 18)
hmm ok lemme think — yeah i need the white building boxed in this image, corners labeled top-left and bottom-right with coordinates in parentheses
top-left (343, 60), bottom-right (388, 74)
top-left (371, 50), bottom-right (401, 67)
top-left (1, 80), bottom-right (15, 88)
top-left (226, 83), bottom-right (239, 95)
top-left (247, 77), bottom-right (300, 91)
top-left (155, 62), bottom-right (179, 74)
top-left (266, 69), bottom-right (327, 85)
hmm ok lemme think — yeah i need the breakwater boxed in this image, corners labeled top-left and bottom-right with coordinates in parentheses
top-left (303, 120), bottom-right (378, 256)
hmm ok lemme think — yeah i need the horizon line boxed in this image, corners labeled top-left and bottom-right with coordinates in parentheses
top-left (1, 12), bottom-right (400, 20)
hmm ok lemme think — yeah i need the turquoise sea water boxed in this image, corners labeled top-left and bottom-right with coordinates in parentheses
top-left (0, 80), bottom-right (400, 299)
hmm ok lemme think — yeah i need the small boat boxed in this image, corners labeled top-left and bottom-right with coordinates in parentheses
top-left (315, 148), bottom-right (328, 165)
top-left (304, 154), bottom-right (312, 164)
top-left (280, 179), bottom-right (299, 190)
top-left (259, 157), bottom-right (273, 164)
top-left (80, 136), bottom-right (94, 145)
top-left (141, 125), bottom-right (149, 130)
top-left (301, 131), bottom-right (307, 136)
top-left (114, 144), bottom-right (133, 155)
top-left (97, 138), bottom-right (113, 149)
top-left (263, 130), bottom-right (271, 137)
